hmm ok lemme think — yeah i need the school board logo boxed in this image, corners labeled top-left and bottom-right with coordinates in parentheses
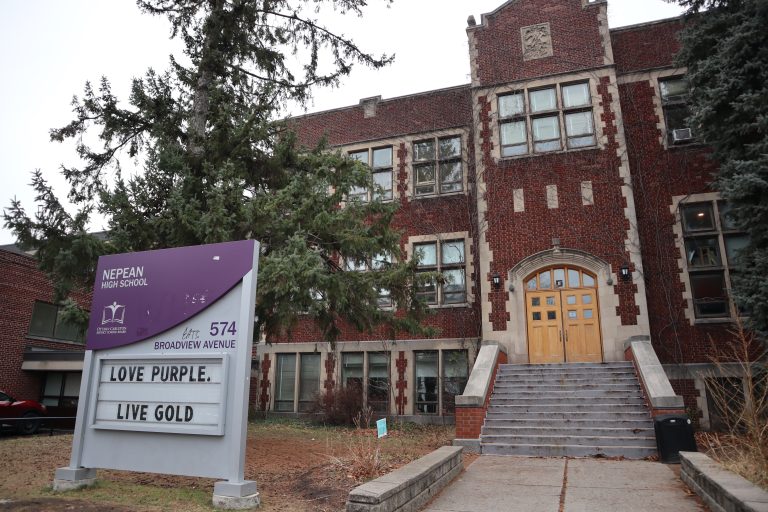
top-left (102, 301), bottom-right (126, 325)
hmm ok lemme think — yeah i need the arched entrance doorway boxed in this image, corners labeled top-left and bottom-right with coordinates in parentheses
top-left (524, 266), bottom-right (602, 363)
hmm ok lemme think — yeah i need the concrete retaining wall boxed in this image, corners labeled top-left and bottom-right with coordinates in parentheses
top-left (680, 451), bottom-right (768, 512)
top-left (346, 446), bottom-right (463, 512)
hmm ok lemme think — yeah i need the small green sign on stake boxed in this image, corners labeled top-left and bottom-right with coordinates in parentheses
top-left (376, 418), bottom-right (387, 438)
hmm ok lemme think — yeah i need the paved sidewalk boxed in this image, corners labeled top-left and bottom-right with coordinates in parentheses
top-left (423, 456), bottom-right (706, 512)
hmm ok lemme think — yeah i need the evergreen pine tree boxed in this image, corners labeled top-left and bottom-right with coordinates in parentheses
top-left (4, 0), bottom-right (436, 342)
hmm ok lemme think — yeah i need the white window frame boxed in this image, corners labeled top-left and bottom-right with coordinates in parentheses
top-left (412, 135), bottom-right (464, 197)
top-left (348, 146), bottom-right (394, 202)
top-left (413, 239), bottom-right (467, 306)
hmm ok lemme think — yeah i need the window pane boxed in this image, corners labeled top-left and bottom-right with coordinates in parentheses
top-left (417, 273), bottom-right (437, 304)
top-left (530, 88), bottom-right (557, 112)
top-left (372, 147), bottom-right (392, 168)
top-left (349, 186), bottom-right (368, 202)
top-left (562, 83), bottom-right (590, 108)
top-left (527, 277), bottom-right (537, 290)
top-left (532, 116), bottom-right (560, 141)
top-left (349, 150), bottom-right (368, 163)
top-left (63, 373), bottom-right (81, 397)
top-left (373, 170), bottom-right (392, 200)
top-left (438, 137), bottom-right (461, 159)
top-left (582, 273), bottom-right (595, 287)
top-left (553, 268), bottom-right (565, 288)
top-left (501, 121), bottom-right (527, 145)
top-left (685, 237), bottom-right (721, 267)
top-left (568, 269), bottom-right (580, 288)
top-left (414, 140), bottom-right (435, 161)
top-left (499, 93), bottom-right (524, 117)
top-left (368, 352), bottom-right (389, 414)
top-left (442, 269), bottom-right (466, 304)
top-left (346, 258), bottom-right (367, 271)
top-left (299, 353), bottom-right (321, 408)
top-left (441, 240), bottom-right (465, 264)
top-left (439, 161), bottom-right (463, 193)
top-left (660, 78), bottom-right (689, 100)
top-left (371, 252), bottom-right (391, 270)
top-left (342, 352), bottom-right (364, 389)
top-left (719, 202), bottom-right (739, 230)
top-left (415, 243), bottom-right (437, 266)
top-left (377, 288), bottom-right (392, 308)
top-left (415, 351), bottom-right (438, 414)
top-left (725, 235), bottom-right (749, 266)
top-left (682, 203), bottom-right (715, 232)
top-left (54, 311), bottom-right (83, 343)
top-left (44, 372), bottom-right (63, 397)
top-left (539, 271), bottom-right (551, 289)
top-left (415, 163), bottom-right (435, 195)
top-left (275, 354), bottom-right (296, 412)
top-left (565, 111), bottom-right (594, 137)
top-left (690, 272), bottom-right (729, 318)
top-left (29, 302), bottom-right (57, 338)
top-left (666, 104), bottom-right (691, 132)
top-left (443, 350), bottom-right (468, 414)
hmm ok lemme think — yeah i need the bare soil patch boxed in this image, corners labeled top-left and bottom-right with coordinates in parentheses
top-left (0, 420), bottom-right (455, 511)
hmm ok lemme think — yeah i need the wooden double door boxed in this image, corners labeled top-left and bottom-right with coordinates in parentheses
top-left (526, 288), bottom-right (602, 363)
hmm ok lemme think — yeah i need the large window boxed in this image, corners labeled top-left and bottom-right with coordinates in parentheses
top-left (415, 351), bottom-right (439, 414)
top-left (298, 353), bottom-right (321, 412)
top-left (414, 239), bottom-right (467, 305)
top-left (349, 146), bottom-right (393, 202)
top-left (28, 301), bottom-right (85, 343)
top-left (275, 353), bottom-right (296, 412)
top-left (681, 201), bottom-right (747, 319)
top-left (344, 253), bottom-right (393, 308)
top-left (499, 81), bottom-right (595, 157)
top-left (413, 136), bottom-right (463, 196)
top-left (367, 352), bottom-right (389, 414)
top-left (660, 77), bottom-right (694, 145)
top-left (341, 352), bottom-right (364, 392)
top-left (41, 372), bottom-right (81, 409)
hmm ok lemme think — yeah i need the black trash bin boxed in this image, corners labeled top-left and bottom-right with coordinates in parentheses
top-left (654, 414), bottom-right (697, 463)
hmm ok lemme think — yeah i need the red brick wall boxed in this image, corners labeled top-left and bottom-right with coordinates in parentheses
top-left (479, 76), bottom-right (639, 329)
top-left (0, 250), bottom-right (89, 401)
top-left (470, 0), bottom-right (605, 87)
top-left (611, 19), bottom-right (684, 74)
top-left (619, 78), bottom-right (738, 364)
top-left (670, 378), bottom-right (701, 427)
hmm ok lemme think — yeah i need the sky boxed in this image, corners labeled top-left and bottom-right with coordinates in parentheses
top-left (0, 0), bottom-right (686, 245)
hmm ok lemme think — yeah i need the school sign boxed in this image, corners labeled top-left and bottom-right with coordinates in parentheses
top-left (54, 240), bottom-right (260, 508)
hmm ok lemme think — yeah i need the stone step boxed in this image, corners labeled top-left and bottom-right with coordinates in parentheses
top-left (492, 389), bottom-right (642, 398)
top-left (479, 434), bottom-right (657, 448)
top-left (490, 396), bottom-right (646, 406)
top-left (493, 378), bottom-right (640, 392)
top-left (487, 403), bottom-right (648, 413)
top-left (480, 425), bottom-right (655, 437)
top-left (496, 369), bottom-right (636, 379)
top-left (485, 410), bottom-right (651, 421)
top-left (480, 442), bottom-right (657, 459)
top-left (499, 362), bottom-right (634, 370)
top-left (483, 418), bottom-right (654, 429)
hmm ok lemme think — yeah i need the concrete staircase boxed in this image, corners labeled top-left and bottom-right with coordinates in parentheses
top-left (480, 362), bottom-right (657, 459)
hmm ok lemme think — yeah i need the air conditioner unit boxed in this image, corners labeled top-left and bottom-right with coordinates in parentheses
top-left (672, 128), bottom-right (694, 144)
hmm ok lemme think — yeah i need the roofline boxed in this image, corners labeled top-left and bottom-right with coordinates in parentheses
top-left (609, 14), bottom-right (685, 34)
top-left (287, 83), bottom-right (471, 121)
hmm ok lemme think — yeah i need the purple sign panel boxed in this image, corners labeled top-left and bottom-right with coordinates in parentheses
top-left (86, 240), bottom-right (257, 350)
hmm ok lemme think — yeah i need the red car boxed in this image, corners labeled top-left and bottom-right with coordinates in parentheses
top-left (0, 390), bottom-right (47, 435)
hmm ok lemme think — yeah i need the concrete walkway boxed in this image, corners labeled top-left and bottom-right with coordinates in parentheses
top-left (423, 456), bottom-right (707, 512)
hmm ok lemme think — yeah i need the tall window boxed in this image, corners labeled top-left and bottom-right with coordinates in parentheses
top-left (414, 239), bottom-right (467, 305)
top-left (413, 136), bottom-right (463, 196)
top-left (274, 353), bottom-right (296, 412)
top-left (341, 352), bottom-right (364, 392)
top-left (28, 301), bottom-right (85, 343)
top-left (681, 201), bottom-right (747, 319)
top-left (415, 351), bottom-right (439, 414)
top-left (442, 350), bottom-right (469, 414)
top-left (660, 77), bottom-right (694, 145)
top-left (367, 352), bottom-right (389, 415)
top-left (344, 253), bottom-right (394, 308)
top-left (499, 81), bottom-right (595, 157)
top-left (349, 146), bottom-right (393, 202)
top-left (298, 353), bottom-right (321, 412)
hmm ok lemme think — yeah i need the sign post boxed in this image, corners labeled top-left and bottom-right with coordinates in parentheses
top-left (53, 240), bottom-right (260, 509)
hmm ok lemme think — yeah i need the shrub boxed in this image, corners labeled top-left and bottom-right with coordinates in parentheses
top-left (311, 384), bottom-right (364, 426)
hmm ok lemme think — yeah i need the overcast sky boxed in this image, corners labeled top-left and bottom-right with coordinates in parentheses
top-left (0, 0), bottom-right (685, 245)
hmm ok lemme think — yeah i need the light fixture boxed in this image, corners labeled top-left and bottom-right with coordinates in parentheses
top-left (619, 263), bottom-right (631, 281)
top-left (491, 271), bottom-right (502, 290)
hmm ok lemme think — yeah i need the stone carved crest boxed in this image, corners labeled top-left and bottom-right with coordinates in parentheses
top-left (521, 23), bottom-right (553, 61)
